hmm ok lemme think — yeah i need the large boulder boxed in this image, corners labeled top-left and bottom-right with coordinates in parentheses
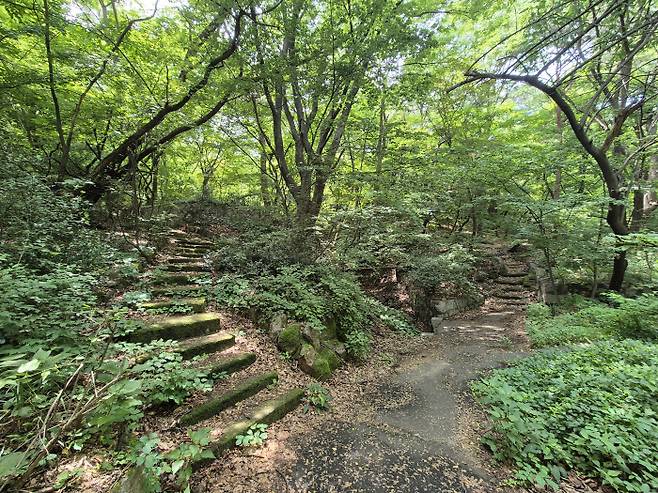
top-left (321, 339), bottom-right (347, 360)
top-left (298, 343), bottom-right (332, 380)
top-left (269, 311), bottom-right (288, 339)
top-left (277, 323), bottom-right (303, 357)
top-left (301, 324), bottom-right (322, 348)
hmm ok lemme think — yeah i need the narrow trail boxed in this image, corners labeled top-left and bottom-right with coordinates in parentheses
top-left (283, 251), bottom-right (533, 493)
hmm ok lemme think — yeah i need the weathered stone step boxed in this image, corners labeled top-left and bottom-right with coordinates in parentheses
top-left (168, 257), bottom-right (204, 264)
top-left (150, 273), bottom-right (199, 286)
top-left (149, 285), bottom-right (205, 296)
top-left (202, 352), bottom-right (257, 377)
top-left (176, 247), bottom-right (209, 256)
top-left (198, 388), bottom-right (304, 463)
top-left (177, 238), bottom-right (213, 246)
top-left (139, 297), bottom-right (206, 313)
top-left (499, 298), bottom-right (528, 305)
top-left (503, 271), bottom-right (528, 277)
top-left (495, 282), bottom-right (525, 291)
top-left (162, 263), bottom-right (209, 272)
top-left (494, 292), bottom-right (526, 300)
top-left (127, 313), bottom-right (220, 343)
top-left (497, 278), bottom-right (525, 285)
top-left (178, 331), bottom-right (235, 359)
top-left (179, 372), bottom-right (278, 426)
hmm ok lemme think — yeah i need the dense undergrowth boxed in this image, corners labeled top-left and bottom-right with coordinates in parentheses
top-left (0, 172), bottom-right (218, 489)
top-left (474, 296), bottom-right (658, 492)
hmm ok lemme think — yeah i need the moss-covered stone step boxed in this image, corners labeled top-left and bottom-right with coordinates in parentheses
top-left (149, 285), bottom-right (205, 296)
top-left (162, 263), bottom-right (209, 272)
top-left (176, 248), bottom-right (209, 256)
top-left (495, 284), bottom-right (525, 293)
top-left (197, 388), bottom-right (304, 464)
top-left (202, 352), bottom-right (257, 377)
top-left (177, 242), bottom-right (210, 249)
top-left (177, 331), bottom-right (235, 359)
top-left (499, 298), bottom-right (528, 306)
top-left (495, 292), bottom-right (526, 300)
top-left (127, 313), bottom-right (221, 343)
top-left (179, 372), bottom-right (278, 426)
top-left (168, 257), bottom-right (204, 264)
top-left (176, 238), bottom-right (213, 246)
top-left (150, 273), bottom-right (199, 286)
top-left (497, 277), bottom-right (525, 285)
top-left (139, 297), bottom-right (206, 313)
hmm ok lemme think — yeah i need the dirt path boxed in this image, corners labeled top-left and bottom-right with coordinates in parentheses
top-left (277, 304), bottom-right (529, 493)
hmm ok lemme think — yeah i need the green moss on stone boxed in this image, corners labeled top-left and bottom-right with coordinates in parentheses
top-left (319, 348), bottom-right (341, 371)
top-left (311, 356), bottom-right (332, 380)
top-left (278, 323), bottom-right (303, 356)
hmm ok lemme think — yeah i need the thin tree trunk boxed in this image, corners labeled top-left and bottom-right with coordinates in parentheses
top-left (43, 0), bottom-right (69, 179)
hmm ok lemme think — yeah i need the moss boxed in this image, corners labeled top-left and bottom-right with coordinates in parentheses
top-left (299, 343), bottom-right (332, 380)
top-left (278, 323), bottom-right (303, 356)
top-left (319, 348), bottom-right (341, 371)
top-left (311, 356), bottom-right (332, 380)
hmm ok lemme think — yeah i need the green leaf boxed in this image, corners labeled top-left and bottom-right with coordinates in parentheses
top-left (171, 459), bottom-right (185, 475)
top-left (0, 452), bottom-right (27, 478)
top-left (17, 359), bottom-right (40, 373)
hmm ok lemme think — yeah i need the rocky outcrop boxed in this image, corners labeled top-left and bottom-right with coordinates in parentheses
top-left (270, 315), bottom-right (345, 380)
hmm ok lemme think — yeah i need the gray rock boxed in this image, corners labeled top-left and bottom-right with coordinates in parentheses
top-left (301, 324), bottom-right (322, 349)
top-left (430, 317), bottom-right (444, 333)
top-left (270, 311), bottom-right (288, 339)
top-left (322, 338), bottom-right (347, 359)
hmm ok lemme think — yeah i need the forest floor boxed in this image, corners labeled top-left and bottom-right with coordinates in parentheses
top-left (192, 299), bottom-right (531, 493)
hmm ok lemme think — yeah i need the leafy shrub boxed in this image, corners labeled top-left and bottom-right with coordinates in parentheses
top-left (527, 295), bottom-right (658, 348)
top-left (121, 429), bottom-right (214, 493)
top-left (0, 167), bottom-right (116, 273)
top-left (405, 245), bottom-right (476, 295)
top-left (235, 423), bottom-right (269, 447)
top-left (214, 265), bottom-right (412, 338)
top-left (131, 352), bottom-right (212, 406)
top-left (344, 329), bottom-right (372, 360)
top-left (304, 383), bottom-right (332, 412)
top-left (473, 340), bottom-right (658, 492)
top-left (211, 230), bottom-right (300, 274)
top-left (0, 261), bottom-right (97, 345)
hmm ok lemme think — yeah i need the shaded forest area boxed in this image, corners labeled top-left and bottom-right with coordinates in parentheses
top-left (0, 0), bottom-right (657, 492)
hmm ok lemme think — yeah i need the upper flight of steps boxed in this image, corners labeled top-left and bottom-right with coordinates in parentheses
top-left (487, 253), bottom-right (534, 311)
top-left (120, 230), bottom-right (304, 475)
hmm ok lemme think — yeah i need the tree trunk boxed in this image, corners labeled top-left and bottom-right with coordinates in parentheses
top-left (201, 174), bottom-right (212, 201)
top-left (259, 134), bottom-right (271, 206)
top-left (609, 250), bottom-right (628, 292)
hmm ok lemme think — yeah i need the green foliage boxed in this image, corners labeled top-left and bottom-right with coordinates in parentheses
top-left (527, 295), bottom-right (658, 348)
top-left (0, 261), bottom-right (97, 345)
top-left (344, 330), bottom-right (372, 360)
top-left (473, 340), bottom-right (658, 492)
top-left (235, 423), bottom-right (269, 447)
top-left (405, 245), bottom-right (477, 295)
top-left (123, 429), bottom-right (214, 493)
top-left (131, 352), bottom-right (212, 406)
top-left (215, 265), bottom-right (415, 340)
top-left (303, 383), bottom-right (332, 412)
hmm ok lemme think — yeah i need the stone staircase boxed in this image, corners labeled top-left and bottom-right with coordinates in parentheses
top-left (486, 253), bottom-right (534, 311)
top-left (121, 230), bottom-right (304, 473)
